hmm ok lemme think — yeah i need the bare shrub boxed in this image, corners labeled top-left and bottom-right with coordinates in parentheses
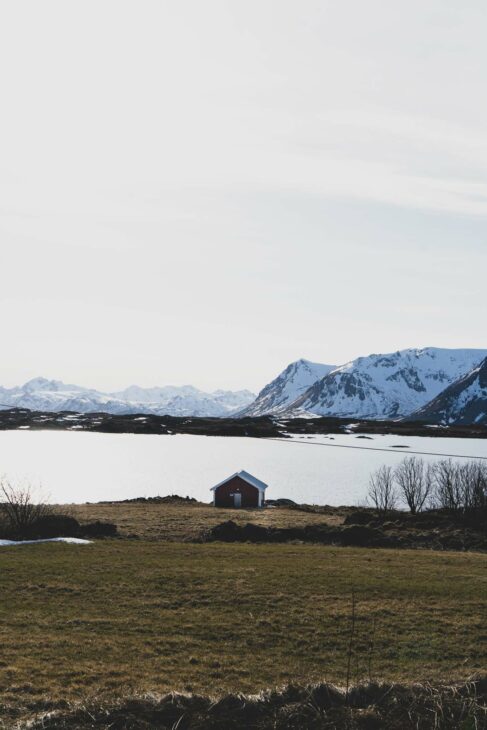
top-left (394, 457), bottom-right (433, 514)
top-left (367, 465), bottom-right (396, 518)
top-left (0, 478), bottom-right (52, 537)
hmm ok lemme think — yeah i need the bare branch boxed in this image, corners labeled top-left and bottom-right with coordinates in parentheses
top-left (394, 457), bottom-right (433, 514)
top-left (367, 465), bottom-right (397, 518)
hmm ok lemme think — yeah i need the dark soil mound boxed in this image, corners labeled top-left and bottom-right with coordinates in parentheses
top-left (265, 499), bottom-right (297, 507)
top-left (24, 678), bottom-right (487, 729)
top-left (205, 516), bottom-right (487, 551)
top-left (81, 520), bottom-right (118, 537)
top-left (108, 495), bottom-right (199, 504)
top-left (205, 521), bottom-right (398, 548)
top-left (1, 515), bottom-right (118, 541)
top-left (20, 514), bottom-right (81, 540)
top-left (343, 510), bottom-right (376, 526)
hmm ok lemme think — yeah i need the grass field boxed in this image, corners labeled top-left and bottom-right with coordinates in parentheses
top-left (0, 540), bottom-right (486, 725)
top-left (67, 501), bottom-right (344, 540)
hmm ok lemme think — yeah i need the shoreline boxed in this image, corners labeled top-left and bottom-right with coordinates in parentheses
top-left (0, 407), bottom-right (486, 439)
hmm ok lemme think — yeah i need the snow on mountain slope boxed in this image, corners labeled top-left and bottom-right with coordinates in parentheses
top-left (290, 348), bottom-right (487, 419)
top-left (0, 379), bottom-right (255, 417)
top-left (239, 359), bottom-right (336, 416)
top-left (147, 389), bottom-right (255, 417)
top-left (410, 357), bottom-right (487, 425)
top-left (112, 384), bottom-right (201, 403)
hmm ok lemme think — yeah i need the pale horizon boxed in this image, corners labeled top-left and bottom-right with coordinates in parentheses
top-left (2, 1), bottom-right (486, 392)
top-left (2, 343), bottom-right (487, 395)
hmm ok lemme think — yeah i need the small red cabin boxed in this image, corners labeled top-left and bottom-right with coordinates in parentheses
top-left (211, 470), bottom-right (268, 508)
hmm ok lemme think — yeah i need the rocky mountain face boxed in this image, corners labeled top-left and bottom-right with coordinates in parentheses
top-left (238, 348), bottom-right (487, 421)
top-left (0, 378), bottom-right (255, 417)
top-left (238, 359), bottom-right (336, 417)
top-left (410, 357), bottom-right (487, 425)
top-left (290, 348), bottom-right (487, 419)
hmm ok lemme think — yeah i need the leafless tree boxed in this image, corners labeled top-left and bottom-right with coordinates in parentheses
top-left (0, 478), bottom-right (51, 535)
top-left (430, 459), bottom-right (487, 515)
top-left (394, 457), bottom-right (433, 514)
top-left (471, 461), bottom-right (487, 511)
top-left (367, 465), bottom-right (397, 517)
top-left (431, 459), bottom-right (462, 511)
top-left (456, 461), bottom-right (487, 513)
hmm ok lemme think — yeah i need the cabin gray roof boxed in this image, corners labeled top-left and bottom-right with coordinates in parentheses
top-left (211, 470), bottom-right (268, 492)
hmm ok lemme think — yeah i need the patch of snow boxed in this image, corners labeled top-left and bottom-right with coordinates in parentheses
top-left (0, 537), bottom-right (91, 546)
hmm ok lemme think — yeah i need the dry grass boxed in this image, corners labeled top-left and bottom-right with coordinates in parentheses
top-left (23, 677), bottom-right (487, 729)
top-left (0, 541), bottom-right (485, 726)
top-left (66, 501), bottom-right (345, 540)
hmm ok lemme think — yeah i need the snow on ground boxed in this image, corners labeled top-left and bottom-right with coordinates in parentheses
top-left (0, 537), bottom-right (91, 547)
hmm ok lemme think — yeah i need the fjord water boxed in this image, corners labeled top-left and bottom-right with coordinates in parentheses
top-left (1, 430), bottom-right (487, 505)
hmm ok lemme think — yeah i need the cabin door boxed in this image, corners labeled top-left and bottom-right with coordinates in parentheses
top-left (233, 493), bottom-right (242, 508)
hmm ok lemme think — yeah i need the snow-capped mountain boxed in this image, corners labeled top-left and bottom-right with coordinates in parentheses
top-left (239, 359), bottom-right (336, 417)
top-left (0, 378), bottom-right (131, 414)
top-left (3, 348), bottom-right (487, 423)
top-left (290, 348), bottom-right (487, 419)
top-left (0, 378), bottom-right (255, 417)
top-left (411, 357), bottom-right (487, 425)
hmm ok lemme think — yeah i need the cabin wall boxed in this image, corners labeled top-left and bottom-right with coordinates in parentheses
top-left (214, 476), bottom-right (260, 508)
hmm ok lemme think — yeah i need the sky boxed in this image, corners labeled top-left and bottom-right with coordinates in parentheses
top-left (1, 0), bottom-right (486, 393)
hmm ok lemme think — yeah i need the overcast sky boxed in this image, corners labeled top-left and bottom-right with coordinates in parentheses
top-left (1, 1), bottom-right (486, 392)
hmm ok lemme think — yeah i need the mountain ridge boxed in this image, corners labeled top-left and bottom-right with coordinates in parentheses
top-left (289, 348), bottom-right (487, 419)
top-left (3, 347), bottom-right (487, 423)
top-left (410, 357), bottom-right (487, 425)
top-left (238, 348), bottom-right (487, 421)
top-left (0, 379), bottom-right (255, 418)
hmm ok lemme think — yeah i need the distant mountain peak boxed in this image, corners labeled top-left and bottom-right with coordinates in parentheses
top-left (239, 359), bottom-right (336, 417)
top-left (24, 376), bottom-right (59, 388)
top-left (21, 377), bottom-right (82, 393)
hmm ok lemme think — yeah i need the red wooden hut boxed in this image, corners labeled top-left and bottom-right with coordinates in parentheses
top-left (211, 470), bottom-right (268, 508)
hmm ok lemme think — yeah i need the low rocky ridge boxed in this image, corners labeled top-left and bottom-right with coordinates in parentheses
top-left (107, 495), bottom-right (198, 504)
top-left (204, 508), bottom-right (487, 552)
top-left (22, 678), bottom-right (487, 729)
top-left (1, 408), bottom-right (487, 438)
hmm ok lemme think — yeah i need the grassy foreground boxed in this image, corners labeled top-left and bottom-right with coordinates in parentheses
top-left (0, 541), bottom-right (486, 725)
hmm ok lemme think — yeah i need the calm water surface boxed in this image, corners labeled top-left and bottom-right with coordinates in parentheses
top-left (0, 430), bottom-right (486, 505)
